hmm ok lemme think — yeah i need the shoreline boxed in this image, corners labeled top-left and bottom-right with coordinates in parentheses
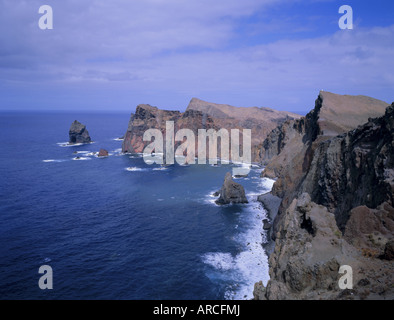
top-left (257, 192), bottom-right (282, 256)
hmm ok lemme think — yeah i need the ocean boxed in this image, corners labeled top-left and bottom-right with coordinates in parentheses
top-left (0, 112), bottom-right (273, 300)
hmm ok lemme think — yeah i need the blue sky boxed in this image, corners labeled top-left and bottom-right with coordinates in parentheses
top-left (0, 0), bottom-right (393, 113)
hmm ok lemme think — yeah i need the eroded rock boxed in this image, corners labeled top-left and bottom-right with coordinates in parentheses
top-left (215, 172), bottom-right (248, 205)
top-left (69, 120), bottom-right (92, 144)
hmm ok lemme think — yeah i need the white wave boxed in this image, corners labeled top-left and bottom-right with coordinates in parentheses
top-left (113, 138), bottom-right (124, 141)
top-left (204, 190), bottom-right (220, 205)
top-left (43, 159), bottom-right (65, 163)
top-left (202, 253), bottom-right (234, 271)
top-left (125, 167), bottom-right (147, 172)
top-left (57, 142), bottom-right (94, 147)
top-left (259, 178), bottom-right (275, 194)
top-left (153, 167), bottom-right (168, 171)
top-left (129, 154), bottom-right (143, 159)
top-left (202, 190), bottom-right (271, 300)
top-left (72, 157), bottom-right (91, 161)
top-left (57, 142), bottom-right (83, 147)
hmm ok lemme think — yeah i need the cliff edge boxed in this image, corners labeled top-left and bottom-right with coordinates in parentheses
top-left (254, 93), bottom-right (393, 300)
top-left (122, 98), bottom-right (301, 161)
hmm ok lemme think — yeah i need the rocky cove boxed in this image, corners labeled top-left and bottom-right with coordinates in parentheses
top-left (120, 92), bottom-right (393, 300)
top-left (43, 92), bottom-right (393, 300)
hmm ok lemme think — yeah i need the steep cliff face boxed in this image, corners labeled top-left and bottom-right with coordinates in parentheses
top-left (122, 104), bottom-right (182, 153)
top-left (122, 98), bottom-right (301, 160)
top-left (260, 92), bottom-right (389, 230)
top-left (188, 98), bottom-right (301, 162)
top-left (254, 193), bottom-right (394, 300)
top-left (254, 94), bottom-right (394, 300)
top-left (302, 104), bottom-right (394, 230)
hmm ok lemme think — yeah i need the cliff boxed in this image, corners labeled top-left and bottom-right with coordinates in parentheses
top-left (122, 98), bottom-right (301, 161)
top-left (254, 92), bottom-right (394, 300)
top-left (122, 104), bottom-right (183, 154)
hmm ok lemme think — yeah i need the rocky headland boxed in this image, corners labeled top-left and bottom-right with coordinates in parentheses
top-left (122, 98), bottom-right (300, 161)
top-left (253, 92), bottom-right (394, 300)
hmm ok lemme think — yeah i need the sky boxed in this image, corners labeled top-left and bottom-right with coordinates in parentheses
top-left (0, 0), bottom-right (393, 113)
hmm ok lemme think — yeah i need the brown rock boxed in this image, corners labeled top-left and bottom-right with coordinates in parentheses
top-left (215, 172), bottom-right (248, 205)
top-left (254, 95), bottom-right (394, 300)
top-left (121, 99), bottom-right (301, 161)
top-left (98, 149), bottom-right (109, 157)
top-left (382, 240), bottom-right (394, 260)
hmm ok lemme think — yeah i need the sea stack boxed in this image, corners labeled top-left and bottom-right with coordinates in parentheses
top-left (215, 172), bottom-right (248, 205)
top-left (69, 120), bottom-right (92, 144)
top-left (98, 149), bottom-right (109, 157)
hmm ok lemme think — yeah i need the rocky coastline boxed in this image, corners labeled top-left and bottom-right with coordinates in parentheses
top-left (253, 92), bottom-right (394, 300)
top-left (122, 98), bottom-right (300, 161)
top-left (118, 91), bottom-right (393, 300)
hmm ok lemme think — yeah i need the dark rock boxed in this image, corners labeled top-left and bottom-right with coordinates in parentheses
top-left (215, 172), bottom-right (248, 205)
top-left (234, 173), bottom-right (249, 178)
top-left (69, 120), bottom-right (92, 144)
top-left (98, 149), bottom-right (109, 157)
top-left (358, 278), bottom-right (371, 287)
top-left (262, 219), bottom-right (271, 230)
top-left (257, 192), bottom-right (282, 249)
top-left (382, 240), bottom-right (394, 260)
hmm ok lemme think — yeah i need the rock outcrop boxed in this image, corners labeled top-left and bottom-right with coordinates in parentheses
top-left (122, 105), bottom-right (183, 154)
top-left (69, 120), bottom-right (92, 144)
top-left (215, 172), bottom-right (248, 205)
top-left (260, 92), bottom-right (390, 232)
top-left (254, 194), bottom-right (394, 300)
top-left (122, 98), bottom-right (301, 161)
top-left (254, 92), bottom-right (393, 300)
top-left (98, 149), bottom-right (109, 157)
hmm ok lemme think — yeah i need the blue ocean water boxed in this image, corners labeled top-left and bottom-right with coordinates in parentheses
top-left (0, 112), bottom-right (273, 300)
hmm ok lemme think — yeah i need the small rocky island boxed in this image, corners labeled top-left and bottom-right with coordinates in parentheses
top-left (98, 149), bottom-right (109, 157)
top-left (215, 172), bottom-right (248, 205)
top-left (69, 120), bottom-right (92, 144)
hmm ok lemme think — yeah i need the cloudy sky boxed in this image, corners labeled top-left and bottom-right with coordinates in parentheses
top-left (0, 0), bottom-right (393, 113)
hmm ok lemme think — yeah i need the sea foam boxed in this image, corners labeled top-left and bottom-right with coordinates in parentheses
top-left (125, 167), bottom-right (148, 172)
top-left (72, 157), bottom-right (91, 161)
top-left (201, 173), bottom-right (275, 300)
top-left (43, 159), bottom-right (65, 163)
